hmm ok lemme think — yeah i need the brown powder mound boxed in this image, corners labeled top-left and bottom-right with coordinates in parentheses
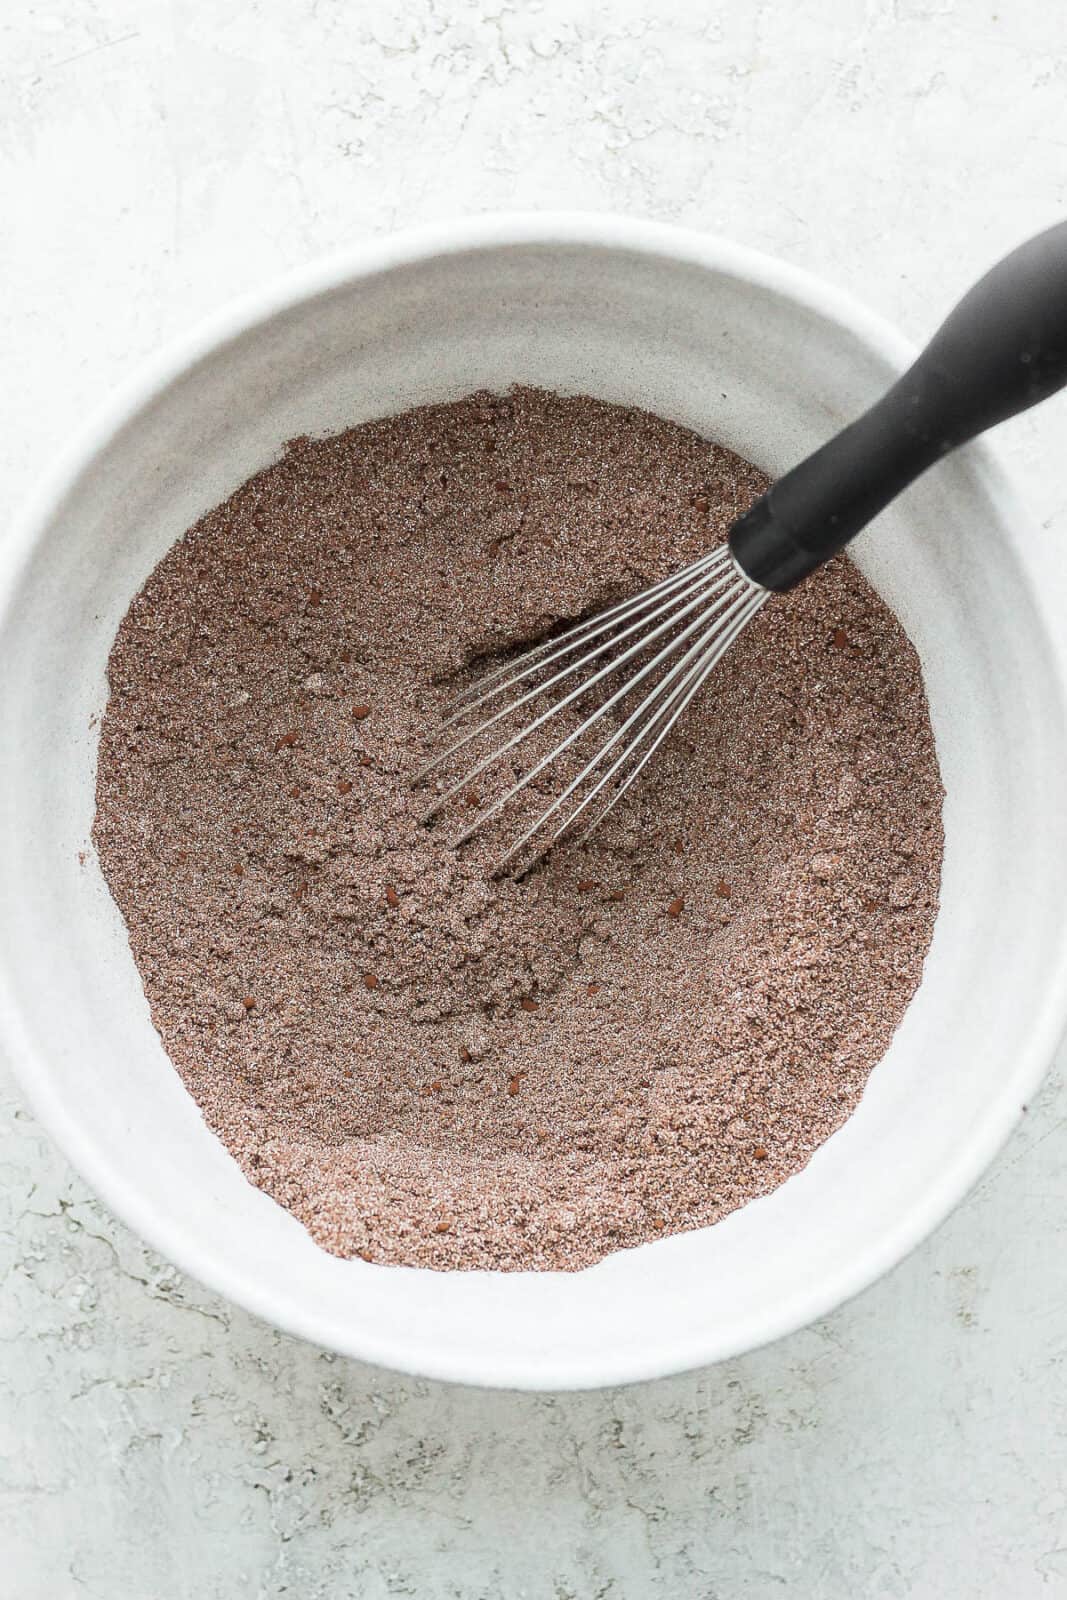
top-left (92, 387), bottom-right (943, 1271)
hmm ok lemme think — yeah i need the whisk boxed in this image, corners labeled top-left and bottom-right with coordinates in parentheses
top-left (418, 222), bottom-right (1067, 872)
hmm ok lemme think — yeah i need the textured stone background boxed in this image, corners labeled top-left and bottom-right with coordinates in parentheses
top-left (2, 2), bottom-right (1067, 1595)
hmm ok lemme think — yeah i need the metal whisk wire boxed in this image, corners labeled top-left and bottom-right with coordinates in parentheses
top-left (420, 553), bottom-right (737, 805)
top-left (441, 545), bottom-right (730, 724)
top-left (416, 545), bottom-right (767, 872)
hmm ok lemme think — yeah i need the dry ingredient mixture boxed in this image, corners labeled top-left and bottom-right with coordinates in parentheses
top-left (93, 388), bottom-right (944, 1271)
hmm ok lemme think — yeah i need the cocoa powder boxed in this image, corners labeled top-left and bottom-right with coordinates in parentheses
top-left (92, 388), bottom-right (943, 1271)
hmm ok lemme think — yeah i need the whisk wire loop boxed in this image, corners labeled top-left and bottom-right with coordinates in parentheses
top-left (448, 574), bottom-right (748, 845)
top-left (416, 544), bottom-right (768, 871)
top-left (418, 554), bottom-right (737, 805)
top-left (493, 584), bottom-right (765, 870)
top-left (442, 547), bottom-right (730, 718)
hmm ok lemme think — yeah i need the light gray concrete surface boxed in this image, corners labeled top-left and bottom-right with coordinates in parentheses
top-left (2, 2), bottom-right (1066, 1595)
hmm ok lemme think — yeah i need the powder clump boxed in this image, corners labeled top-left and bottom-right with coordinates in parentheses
top-left (92, 387), bottom-right (943, 1271)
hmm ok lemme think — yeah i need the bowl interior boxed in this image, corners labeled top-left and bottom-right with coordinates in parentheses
top-left (3, 224), bottom-right (1066, 1388)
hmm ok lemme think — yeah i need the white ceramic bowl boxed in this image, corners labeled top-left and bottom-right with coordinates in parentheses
top-left (3, 214), bottom-right (1067, 1390)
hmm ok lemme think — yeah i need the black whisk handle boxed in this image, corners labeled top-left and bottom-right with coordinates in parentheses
top-left (730, 220), bottom-right (1067, 592)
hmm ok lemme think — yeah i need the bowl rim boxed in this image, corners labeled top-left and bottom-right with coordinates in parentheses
top-left (4, 209), bottom-right (1067, 1389)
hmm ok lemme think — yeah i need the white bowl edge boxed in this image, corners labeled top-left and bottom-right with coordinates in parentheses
top-left (2, 212), bottom-right (1067, 1390)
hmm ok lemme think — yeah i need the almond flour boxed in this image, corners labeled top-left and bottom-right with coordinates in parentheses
top-left (92, 388), bottom-right (943, 1271)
